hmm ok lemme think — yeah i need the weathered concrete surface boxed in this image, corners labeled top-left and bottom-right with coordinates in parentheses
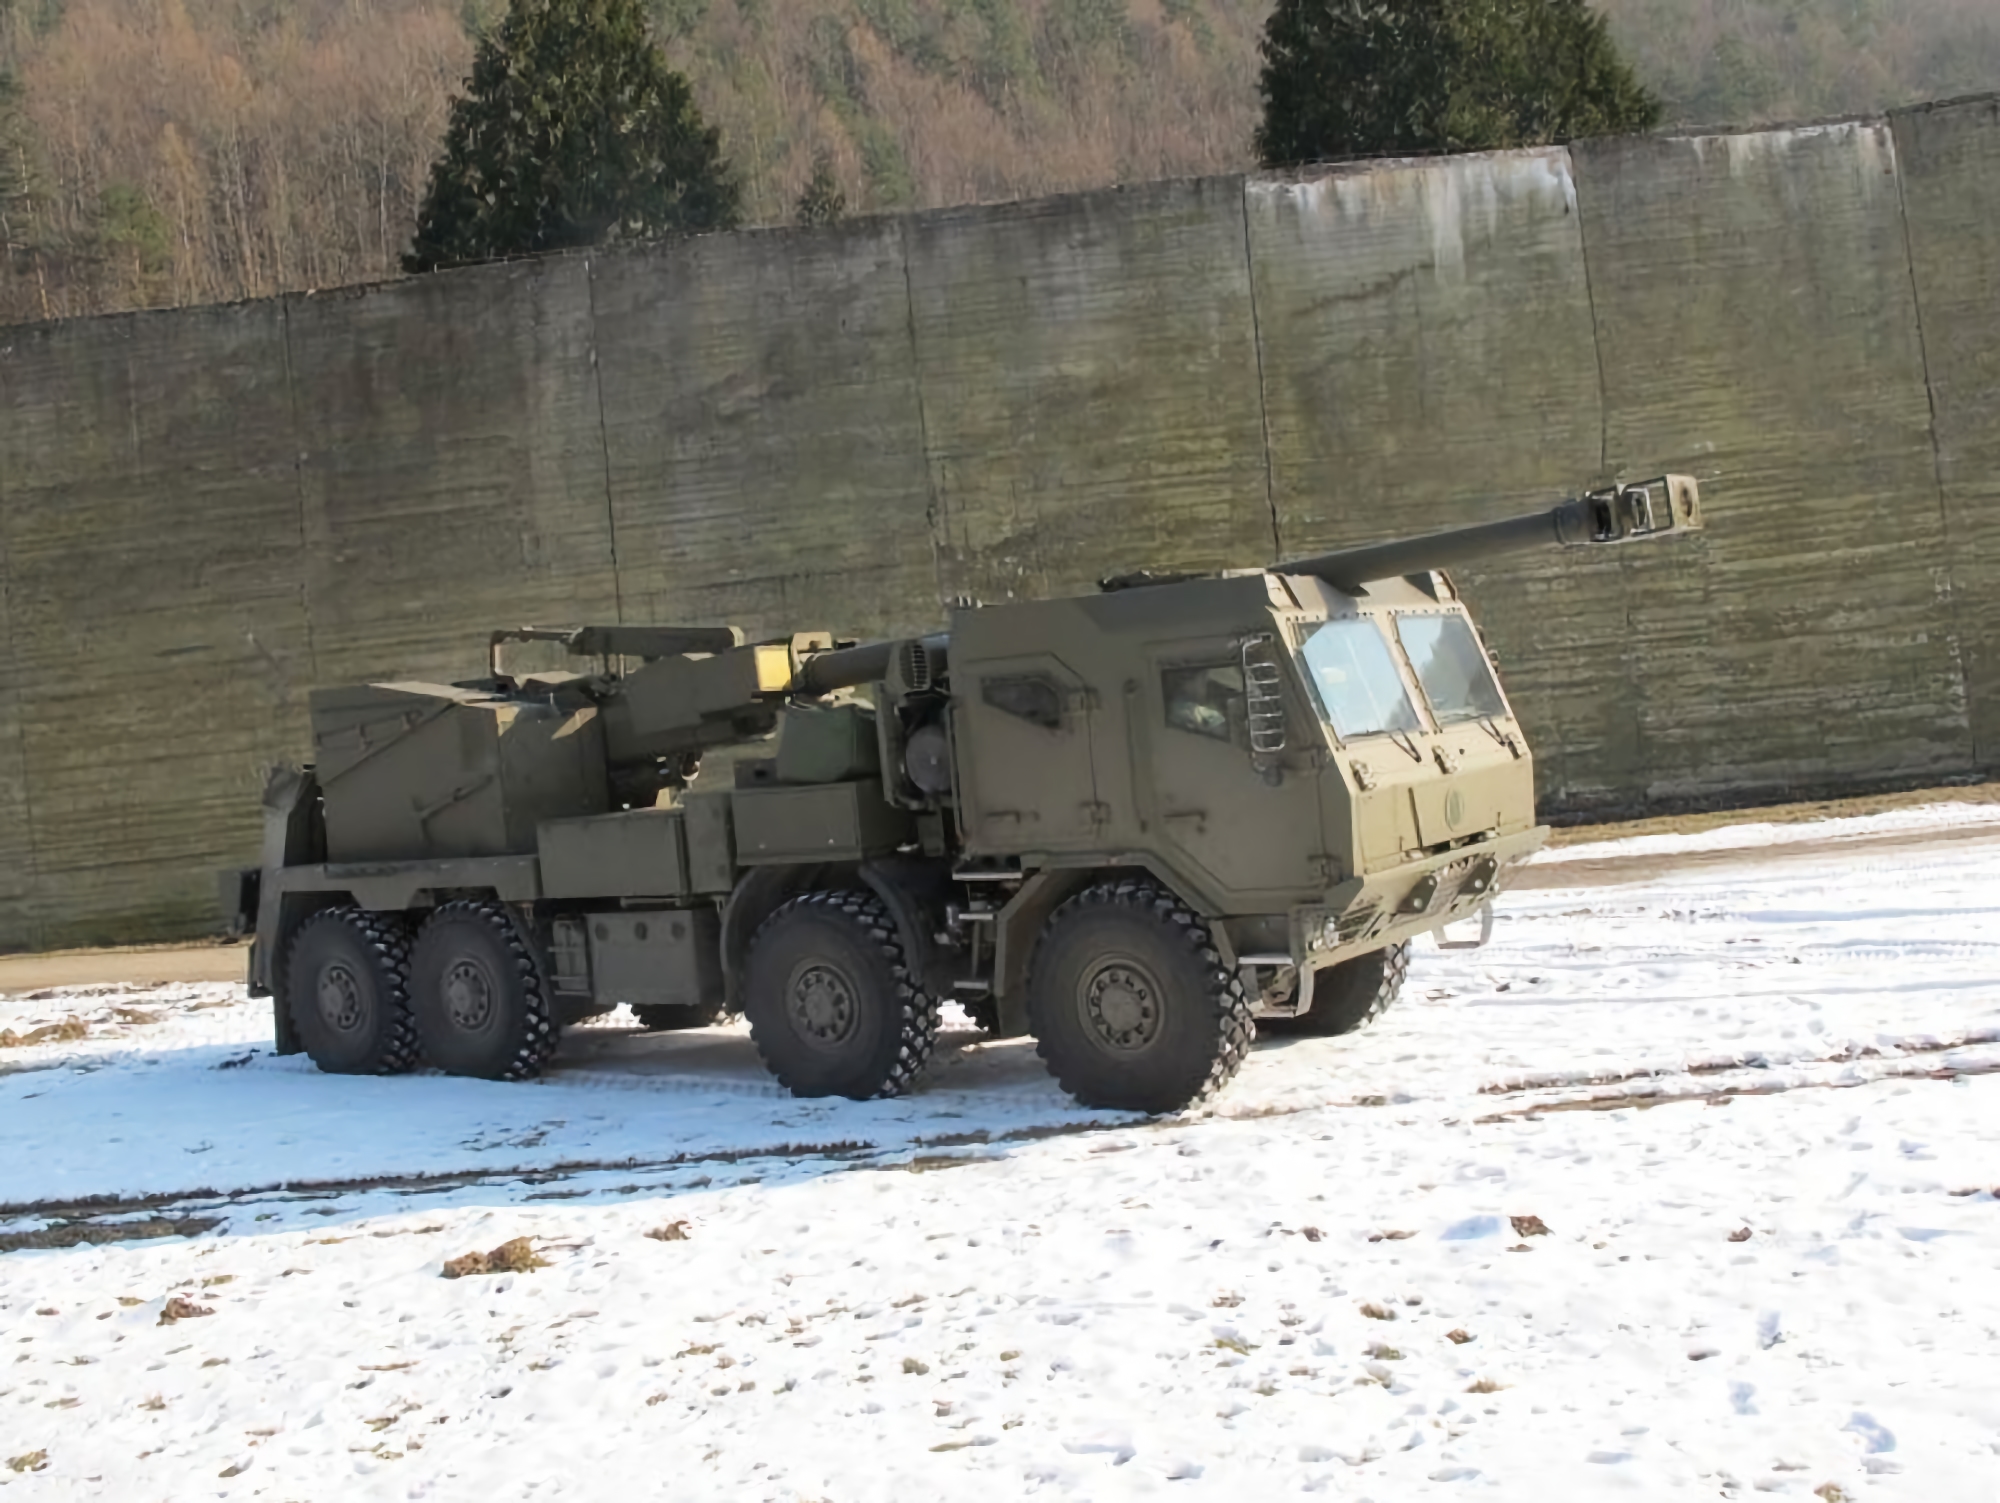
top-left (1894, 95), bottom-right (2000, 769)
top-left (1246, 150), bottom-right (1619, 807)
top-left (1571, 121), bottom-right (1966, 808)
top-left (0, 304), bottom-right (310, 948)
top-left (907, 178), bottom-right (1274, 605)
top-left (287, 259), bottom-right (621, 689)
top-left (0, 446), bottom-right (32, 951)
top-left (593, 223), bottom-right (938, 642)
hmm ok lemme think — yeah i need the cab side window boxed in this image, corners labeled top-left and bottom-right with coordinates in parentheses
top-left (980, 673), bottom-right (1064, 730)
top-left (1162, 663), bottom-right (1245, 743)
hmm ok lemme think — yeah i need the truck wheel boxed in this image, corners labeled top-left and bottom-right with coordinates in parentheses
top-left (1027, 879), bottom-right (1254, 1113)
top-left (743, 890), bottom-right (939, 1100)
top-left (408, 900), bottom-right (560, 1081)
top-left (632, 1002), bottom-right (723, 1032)
top-left (282, 907), bottom-right (421, 1076)
top-left (1264, 943), bottom-right (1410, 1038)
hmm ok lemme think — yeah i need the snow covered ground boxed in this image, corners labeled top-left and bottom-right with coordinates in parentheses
top-left (3, 803), bottom-right (1998, 1499)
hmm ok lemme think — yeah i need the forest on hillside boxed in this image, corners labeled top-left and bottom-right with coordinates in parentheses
top-left (2, 0), bottom-right (1996, 324)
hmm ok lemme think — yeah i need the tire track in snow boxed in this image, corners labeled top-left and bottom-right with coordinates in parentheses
top-left (10, 1031), bottom-right (2000, 1248)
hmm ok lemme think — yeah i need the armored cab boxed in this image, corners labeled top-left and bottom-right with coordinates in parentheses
top-left (238, 476), bottom-right (1702, 1114)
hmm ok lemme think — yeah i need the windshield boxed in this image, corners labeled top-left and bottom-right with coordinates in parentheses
top-left (1298, 618), bottom-right (1423, 742)
top-left (1396, 613), bottom-right (1508, 724)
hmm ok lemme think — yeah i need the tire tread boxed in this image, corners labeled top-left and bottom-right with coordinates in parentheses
top-left (1029, 878), bottom-right (1254, 1112)
top-left (1265, 941), bottom-right (1409, 1038)
top-left (414, 898), bottom-right (559, 1081)
top-left (747, 889), bottom-right (939, 1099)
top-left (282, 906), bottom-right (421, 1075)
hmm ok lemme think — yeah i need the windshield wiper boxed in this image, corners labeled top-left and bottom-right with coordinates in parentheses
top-left (1477, 714), bottom-right (1522, 757)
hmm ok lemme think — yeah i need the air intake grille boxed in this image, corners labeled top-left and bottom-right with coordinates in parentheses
top-left (896, 639), bottom-right (935, 693)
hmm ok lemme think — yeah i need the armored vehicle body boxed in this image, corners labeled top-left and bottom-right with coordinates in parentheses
top-left (233, 477), bottom-right (1702, 1112)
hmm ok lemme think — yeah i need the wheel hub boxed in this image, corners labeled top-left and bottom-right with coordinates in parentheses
top-left (789, 963), bottom-right (858, 1046)
top-left (1082, 961), bottom-right (1161, 1051)
top-left (442, 958), bottom-right (496, 1031)
top-left (315, 962), bottom-right (366, 1034)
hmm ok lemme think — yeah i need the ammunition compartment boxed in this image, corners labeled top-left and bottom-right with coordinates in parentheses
top-left (730, 779), bottom-right (914, 864)
top-left (538, 808), bottom-right (690, 899)
top-left (773, 702), bottom-right (880, 784)
top-left (554, 908), bottom-right (722, 1011)
top-left (311, 684), bottom-right (608, 864)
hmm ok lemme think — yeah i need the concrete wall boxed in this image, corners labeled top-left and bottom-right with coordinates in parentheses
top-left (595, 217), bottom-right (936, 639)
top-left (909, 177), bottom-right (1276, 606)
top-left (289, 259), bottom-right (624, 690)
top-left (0, 303), bottom-right (311, 949)
top-left (1572, 121), bottom-right (1963, 803)
top-left (1894, 96), bottom-right (2000, 771)
top-left (1, 100), bottom-right (1995, 948)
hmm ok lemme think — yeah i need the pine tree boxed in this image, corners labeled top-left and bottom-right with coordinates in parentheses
top-left (1255, 0), bottom-right (1661, 168)
top-left (0, 70), bottom-right (31, 262)
top-left (405, 0), bottom-right (741, 273)
top-left (0, 71), bottom-right (22, 216)
top-left (793, 150), bottom-right (846, 228)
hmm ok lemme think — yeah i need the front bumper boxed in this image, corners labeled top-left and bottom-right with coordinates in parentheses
top-left (1291, 825), bottom-right (1548, 968)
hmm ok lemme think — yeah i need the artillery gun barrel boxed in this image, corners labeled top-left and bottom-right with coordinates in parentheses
top-left (1281, 475), bottom-right (1701, 591)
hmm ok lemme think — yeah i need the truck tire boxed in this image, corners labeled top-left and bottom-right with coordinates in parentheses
top-left (743, 890), bottom-right (939, 1100)
top-left (1027, 879), bottom-right (1254, 1114)
top-left (632, 1002), bottom-right (723, 1032)
top-left (282, 907), bottom-right (421, 1076)
top-left (1263, 943), bottom-right (1410, 1038)
top-left (408, 900), bottom-right (560, 1081)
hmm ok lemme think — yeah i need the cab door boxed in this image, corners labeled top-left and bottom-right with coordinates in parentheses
top-left (1141, 638), bottom-right (1321, 904)
top-left (953, 654), bottom-right (1105, 853)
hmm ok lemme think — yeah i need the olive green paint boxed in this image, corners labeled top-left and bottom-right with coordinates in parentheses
top-left (0, 104), bottom-right (1996, 948)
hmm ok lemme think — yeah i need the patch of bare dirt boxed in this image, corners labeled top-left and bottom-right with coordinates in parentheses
top-left (1521, 782), bottom-right (2000, 890)
top-left (158, 1295), bottom-right (215, 1325)
top-left (0, 1216), bottom-right (221, 1255)
top-left (1545, 780), bottom-right (2000, 848)
top-left (441, 1237), bottom-right (548, 1279)
top-left (0, 1016), bottom-right (88, 1047)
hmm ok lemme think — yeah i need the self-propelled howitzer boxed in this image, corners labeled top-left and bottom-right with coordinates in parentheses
top-left (232, 475), bottom-right (1702, 1115)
